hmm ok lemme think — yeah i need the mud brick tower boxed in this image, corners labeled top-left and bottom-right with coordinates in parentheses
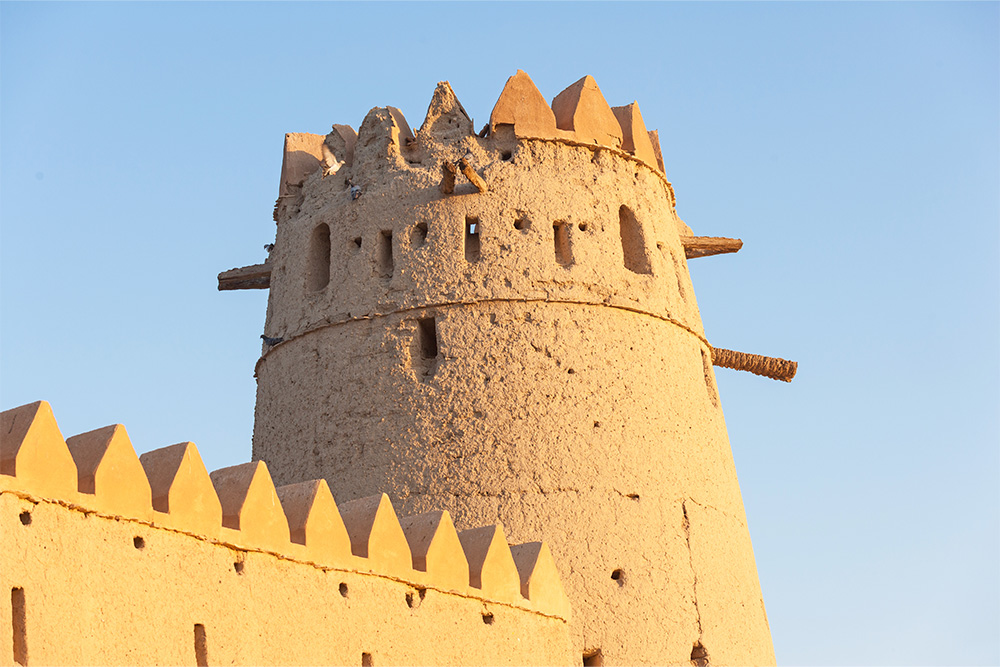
top-left (241, 71), bottom-right (782, 665)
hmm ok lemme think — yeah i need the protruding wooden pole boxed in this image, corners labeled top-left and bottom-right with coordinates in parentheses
top-left (218, 263), bottom-right (271, 291)
top-left (712, 347), bottom-right (797, 382)
top-left (682, 236), bottom-right (743, 259)
top-left (459, 157), bottom-right (488, 193)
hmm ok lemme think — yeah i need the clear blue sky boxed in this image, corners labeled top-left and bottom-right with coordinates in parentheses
top-left (2, 2), bottom-right (997, 664)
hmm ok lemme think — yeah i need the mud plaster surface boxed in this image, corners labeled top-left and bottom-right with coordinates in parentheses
top-left (254, 107), bottom-right (774, 665)
top-left (0, 492), bottom-right (572, 666)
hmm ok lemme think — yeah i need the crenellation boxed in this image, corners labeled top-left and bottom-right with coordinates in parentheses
top-left (209, 461), bottom-right (291, 552)
top-left (457, 524), bottom-right (523, 605)
top-left (66, 423), bottom-right (153, 520)
top-left (0, 401), bottom-right (575, 628)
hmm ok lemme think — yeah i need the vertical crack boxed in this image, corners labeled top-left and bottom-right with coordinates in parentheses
top-left (682, 501), bottom-right (706, 653)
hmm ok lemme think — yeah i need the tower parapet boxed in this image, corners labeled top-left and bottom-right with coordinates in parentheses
top-left (250, 72), bottom-right (778, 665)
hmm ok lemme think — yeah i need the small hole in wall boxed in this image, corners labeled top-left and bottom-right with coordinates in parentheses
top-left (405, 588), bottom-right (426, 609)
top-left (583, 649), bottom-right (604, 666)
top-left (362, 652), bottom-right (374, 666)
top-left (627, 494), bottom-right (640, 501)
top-left (339, 583), bottom-right (349, 597)
top-left (19, 511), bottom-right (31, 526)
top-left (611, 569), bottom-right (625, 586)
top-left (578, 221), bottom-right (588, 232)
top-left (233, 561), bottom-right (245, 575)
top-left (412, 222), bottom-right (428, 248)
top-left (481, 612), bottom-right (494, 625)
top-left (690, 641), bottom-right (709, 666)
top-left (501, 150), bottom-right (513, 161)
top-left (514, 215), bottom-right (530, 231)
top-left (567, 368), bottom-right (575, 374)
top-left (593, 421), bottom-right (601, 428)
top-left (133, 536), bottom-right (145, 550)
top-left (352, 237), bottom-right (362, 250)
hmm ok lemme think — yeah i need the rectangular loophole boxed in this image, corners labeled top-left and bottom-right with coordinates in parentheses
top-left (11, 587), bottom-right (26, 666)
top-left (553, 221), bottom-right (573, 267)
top-left (378, 230), bottom-right (394, 278)
top-left (465, 216), bottom-right (481, 262)
top-left (362, 652), bottom-right (374, 666)
top-left (582, 649), bottom-right (604, 666)
top-left (411, 317), bottom-right (438, 380)
top-left (194, 624), bottom-right (208, 667)
top-left (417, 318), bottom-right (438, 359)
top-left (619, 206), bottom-right (652, 274)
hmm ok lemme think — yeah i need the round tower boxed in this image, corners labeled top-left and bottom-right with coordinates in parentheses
top-left (250, 72), bottom-right (775, 665)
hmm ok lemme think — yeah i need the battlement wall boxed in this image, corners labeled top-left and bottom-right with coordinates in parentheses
top-left (261, 74), bottom-right (703, 355)
top-left (0, 401), bottom-right (573, 666)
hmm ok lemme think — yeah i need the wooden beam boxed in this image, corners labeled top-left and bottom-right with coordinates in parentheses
top-left (681, 236), bottom-right (743, 259)
top-left (459, 157), bottom-right (488, 193)
top-left (218, 263), bottom-right (271, 291)
top-left (711, 347), bottom-right (797, 382)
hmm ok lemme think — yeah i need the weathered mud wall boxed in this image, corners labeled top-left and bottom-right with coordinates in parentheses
top-left (0, 401), bottom-right (573, 666)
top-left (252, 73), bottom-right (774, 665)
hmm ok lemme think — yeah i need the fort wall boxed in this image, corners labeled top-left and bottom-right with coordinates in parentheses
top-left (0, 401), bottom-right (573, 666)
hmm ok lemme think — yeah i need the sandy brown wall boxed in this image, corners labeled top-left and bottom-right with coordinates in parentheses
top-left (252, 79), bottom-right (774, 665)
top-left (0, 401), bottom-right (573, 667)
top-left (0, 492), bottom-right (571, 667)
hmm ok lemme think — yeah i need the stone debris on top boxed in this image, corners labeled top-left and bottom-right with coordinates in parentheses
top-left (0, 400), bottom-right (571, 620)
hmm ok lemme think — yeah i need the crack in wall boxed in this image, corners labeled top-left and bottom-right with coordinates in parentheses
top-left (682, 500), bottom-right (704, 640)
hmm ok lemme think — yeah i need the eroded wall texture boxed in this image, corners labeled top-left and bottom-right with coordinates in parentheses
top-left (252, 73), bottom-right (775, 665)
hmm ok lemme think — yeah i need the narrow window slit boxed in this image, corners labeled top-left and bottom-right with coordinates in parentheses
top-left (671, 249), bottom-right (688, 302)
top-left (619, 206), bottom-right (652, 274)
top-left (411, 317), bottom-right (439, 380)
top-left (194, 624), bottom-right (208, 667)
top-left (465, 216), bottom-right (481, 262)
top-left (362, 652), bottom-right (374, 666)
top-left (12, 587), bottom-right (27, 666)
top-left (378, 230), bottom-right (394, 279)
top-left (417, 318), bottom-right (438, 359)
top-left (553, 221), bottom-right (573, 267)
top-left (306, 223), bottom-right (331, 292)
